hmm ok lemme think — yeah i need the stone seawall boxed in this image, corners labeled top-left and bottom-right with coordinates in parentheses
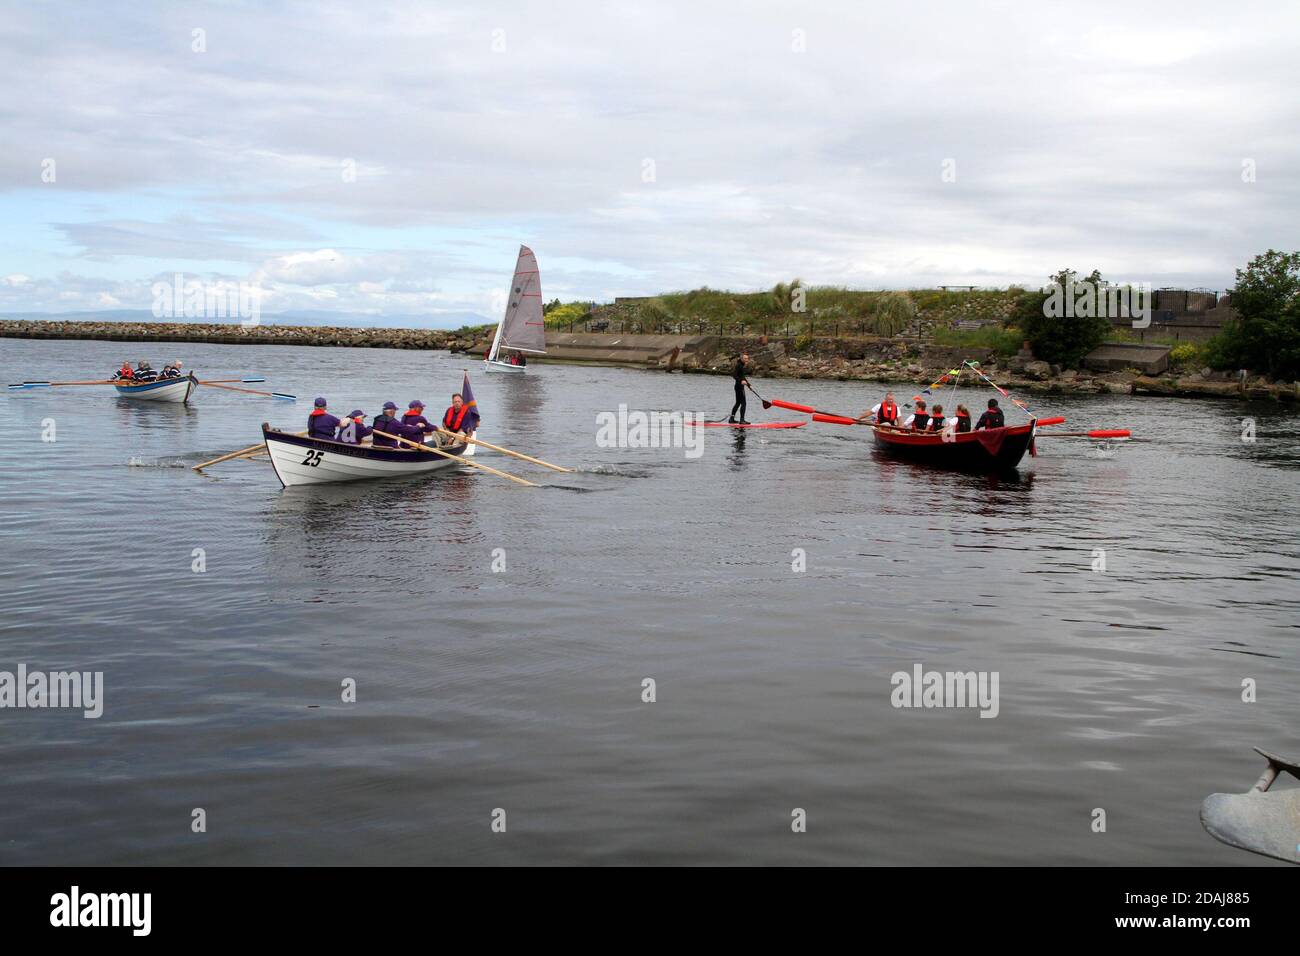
top-left (0, 319), bottom-right (456, 350)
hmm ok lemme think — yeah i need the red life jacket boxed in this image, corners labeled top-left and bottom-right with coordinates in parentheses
top-left (443, 405), bottom-right (468, 431)
top-left (310, 408), bottom-right (328, 417)
top-left (119, 365), bottom-right (133, 379)
top-left (878, 400), bottom-right (897, 424)
top-left (928, 414), bottom-right (944, 432)
top-left (955, 412), bottom-right (971, 433)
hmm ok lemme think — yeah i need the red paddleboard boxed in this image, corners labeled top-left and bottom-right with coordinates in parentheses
top-left (686, 420), bottom-right (807, 429)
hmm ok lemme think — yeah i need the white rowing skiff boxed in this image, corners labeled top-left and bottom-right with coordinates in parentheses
top-left (262, 424), bottom-right (469, 487)
top-left (114, 373), bottom-right (198, 404)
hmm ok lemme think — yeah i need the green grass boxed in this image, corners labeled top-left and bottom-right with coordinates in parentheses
top-left (931, 325), bottom-right (1024, 356)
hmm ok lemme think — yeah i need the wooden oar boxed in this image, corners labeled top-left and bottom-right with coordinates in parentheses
top-left (436, 428), bottom-right (573, 473)
top-left (201, 377), bottom-right (266, 384)
top-left (193, 442), bottom-right (267, 471)
top-left (8, 379), bottom-right (119, 389)
top-left (199, 381), bottom-right (296, 400)
top-left (370, 429), bottom-right (537, 487)
top-left (193, 431), bottom-right (308, 471)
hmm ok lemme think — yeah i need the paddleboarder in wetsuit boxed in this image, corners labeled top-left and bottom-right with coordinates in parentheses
top-left (729, 353), bottom-right (750, 424)
top-left (975, 398), bottom-right (1005, 430)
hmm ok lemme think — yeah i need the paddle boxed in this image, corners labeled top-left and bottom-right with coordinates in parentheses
top-left (370, 429), bottom-right (537, 487)
top-left (200, 381), bottom-right (296, 400)
top-left (201, 377), bottom-right (267, 384)
top-left (436, 428), bottom-right (574, 473)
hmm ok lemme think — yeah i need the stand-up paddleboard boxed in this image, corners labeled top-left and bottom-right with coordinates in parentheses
top-left (685, 420), bottom-right (806, 429)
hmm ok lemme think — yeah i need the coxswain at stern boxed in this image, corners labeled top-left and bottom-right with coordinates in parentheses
top-left (862, 392), bottom-right (899, 427)
top-left (975, 398), bottom-right (1005, 430)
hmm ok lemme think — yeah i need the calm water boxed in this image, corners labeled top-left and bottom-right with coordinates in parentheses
top-left (1, 337), bottom-right (1297, 866)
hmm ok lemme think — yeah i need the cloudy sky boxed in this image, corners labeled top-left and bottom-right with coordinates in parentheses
top-left (1, 0), bottom-right (1297, 325)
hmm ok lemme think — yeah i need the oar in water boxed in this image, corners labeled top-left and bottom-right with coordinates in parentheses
top-left (200, 377), bottom-right (266, 384)
top-left (436, 428), bottom-right (574, 473)
top-left (7, 379), bottom-right (119, 389)
top-left (370, 429), bottom-right (537, 487)
top-left (199, 381), bottom-right (296, 400)
top-left (193, 431), bottom-right (308, 471)
top-left (193, 442), bottom-right (267, 472)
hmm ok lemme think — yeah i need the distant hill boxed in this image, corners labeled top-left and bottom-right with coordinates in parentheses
top-left (0, 309), bottom-right (491, 330)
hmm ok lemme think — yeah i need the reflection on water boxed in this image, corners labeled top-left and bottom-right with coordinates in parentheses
top-left (0, 337), bottom-right (1296, 865)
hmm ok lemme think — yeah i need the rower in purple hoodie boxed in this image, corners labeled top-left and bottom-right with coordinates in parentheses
top-left (370, 402), bottom-right (402, 447)
top-left (307, 397), bottom-right (341, 440)
top-left (399, 400), bottom-right (436, 446)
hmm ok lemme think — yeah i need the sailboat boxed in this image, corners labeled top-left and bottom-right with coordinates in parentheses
top-left (484, 245), bottom-right (546, 373)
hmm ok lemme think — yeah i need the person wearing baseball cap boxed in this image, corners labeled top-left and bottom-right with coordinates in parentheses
top-left (401, 399), bottom-right (435, 446)
top-left (371, 401), bottom-right (402, 447)
top-left (307, 396), bottom-right (341, 440)
top-left (337, 408), bottom-right (371, 445)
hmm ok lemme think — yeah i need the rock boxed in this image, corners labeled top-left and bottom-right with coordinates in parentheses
top-left (1023, 360), bottom-right (1052, 380)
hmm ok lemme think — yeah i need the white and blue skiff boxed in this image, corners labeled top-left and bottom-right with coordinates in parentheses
top-left (114, 373), bottom-right (198, 404)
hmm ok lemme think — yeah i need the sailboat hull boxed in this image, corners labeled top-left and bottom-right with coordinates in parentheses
top-left (484, 359), bottom-right (527, 374)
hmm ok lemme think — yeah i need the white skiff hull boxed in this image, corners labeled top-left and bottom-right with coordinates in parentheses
top-left (263, 425), bottom-right (468, 488)
top-left (114, 374), bottom-right (197, 404)
top-left (484, 359), bottom-right (528, 374)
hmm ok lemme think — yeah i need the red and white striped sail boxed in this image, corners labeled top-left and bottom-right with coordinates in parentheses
top-left (487, 245), bottom-right (546, 361)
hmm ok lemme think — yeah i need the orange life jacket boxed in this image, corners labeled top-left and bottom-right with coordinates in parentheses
top-left (878, 400), bottom-right (897, 423)
top-left (443, 405), bottom-right (468, 431)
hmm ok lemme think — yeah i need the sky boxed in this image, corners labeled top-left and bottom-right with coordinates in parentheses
top-left (1, 0), bottom-right (1297, 326)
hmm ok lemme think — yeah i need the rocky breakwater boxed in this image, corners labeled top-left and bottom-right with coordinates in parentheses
top-left (0, 319), bottom-right (457, 350)
top-left (689, 335), bottom-right (1300, 403)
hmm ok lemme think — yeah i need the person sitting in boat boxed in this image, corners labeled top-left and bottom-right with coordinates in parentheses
top-left (902, 399), bottom-right (930, 431)
top-left (308, 397), bottom-right (342, 440)
top-left (159, 360), bottom-right (184, 379)
top-left (134, 360), bottom-right (158, 382)
top-left (401, 400), bottom-right (436, 444)
top-left (113, 361), bottom-right (134, 381)
top-left (926, 403), bottom-right (946, 432)
top-left (954, 404), bottom-right (972, 433)
top-left (863, 392), bottom-right (899, 427)
top-left (441, 393), bottom-right (473, 441)
top-left (974, 398), bottom-right (1005, 431)
top-left (371, 402), bottom-right (401, 447)
top-left (336, 409), bottom-right (371, 445)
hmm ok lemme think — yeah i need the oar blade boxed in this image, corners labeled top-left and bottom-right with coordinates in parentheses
top-left (272, 392), bottom-right (297, 401)
top-left (770, 398), bottom-right (817, 414)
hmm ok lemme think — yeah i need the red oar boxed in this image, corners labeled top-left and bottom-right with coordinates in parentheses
top-left (1037, 429), bottom-right (1131, 439)
top-left (811, 413), bottom-right (872, 426)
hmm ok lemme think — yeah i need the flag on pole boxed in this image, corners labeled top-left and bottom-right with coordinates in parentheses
top-left (461, 372), bottom-right (481, 432)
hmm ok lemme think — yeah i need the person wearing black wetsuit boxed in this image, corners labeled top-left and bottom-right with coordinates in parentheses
top-left (975, 398), bottom-right (1005, 430)
top-left (729, 353), bottom-right (750, 424)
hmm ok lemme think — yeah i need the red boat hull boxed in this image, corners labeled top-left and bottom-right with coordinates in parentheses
top-left (872, 422), bottom-right (1037, 472)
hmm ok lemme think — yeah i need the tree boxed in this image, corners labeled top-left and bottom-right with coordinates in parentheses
top-left (1212, 250), bottom-right (1300, 380)
top-left (1013, 268), bottom-right (1112, 368)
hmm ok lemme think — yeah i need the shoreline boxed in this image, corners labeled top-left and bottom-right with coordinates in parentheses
top-left (4, 318), bottom-right (1297, 402)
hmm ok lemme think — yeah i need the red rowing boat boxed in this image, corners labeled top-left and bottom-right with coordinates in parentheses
top-left (872, 421), bottom-right (1039, 472)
